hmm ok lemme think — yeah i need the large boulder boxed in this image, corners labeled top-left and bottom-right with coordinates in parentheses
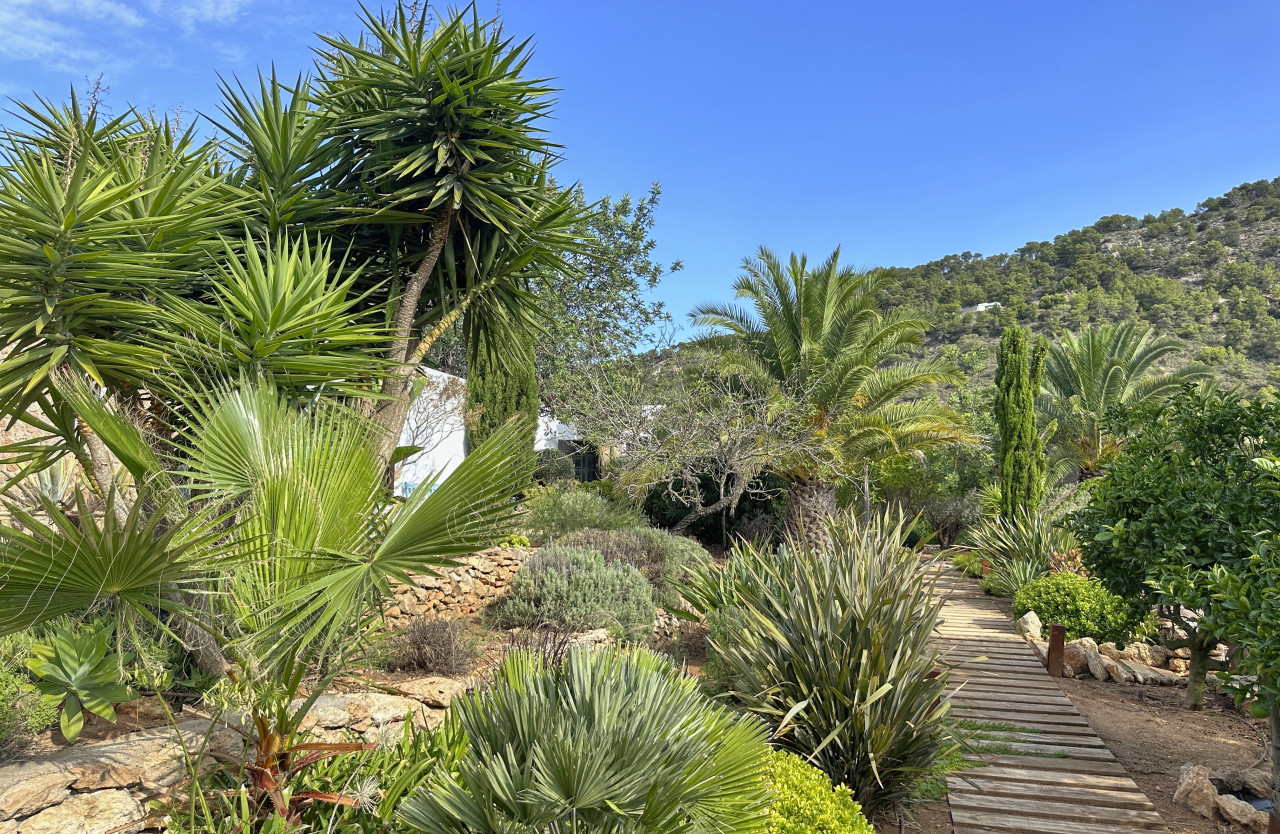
top-left (291, 693), bottom-right (428, 732)
top-left (1099, 642), bottom-right (1170, 668)
top-left (15, 790), bottom-right (144, 834)
top-left (1174, 763), bottom-right (1221, 821)
top-left (1216, 793), bottom-right (1268, 833)
top-left (1061, 643), bottom-right (1090, 677)
top-left (0, 772), bottom-right (72, 821)
top-left (397, 676), bottom-right (472, 709)
top-left (1241, 769), bottom-right (1273, 800)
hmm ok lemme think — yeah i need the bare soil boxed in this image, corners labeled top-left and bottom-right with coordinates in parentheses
top-left (1058, 676), bottom-right (1268, 834)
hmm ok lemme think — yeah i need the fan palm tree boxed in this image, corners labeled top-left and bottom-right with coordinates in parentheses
top-left (0, 374), bottom-right (533, 821)
top-left (693, 247), bottom-right (970, 548)
top-left (1039, 321), bottom-right (1212, 481)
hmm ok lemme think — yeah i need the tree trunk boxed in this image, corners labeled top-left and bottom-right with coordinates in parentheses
top-left (1269, 704), bottom-right (1280, 832)
top-left (1186, 629), bottom-right (1209, 710)
top-left (371, 207), bottom-right (454, 467)
top-left (785, 477), bottom-right (837, 551)
top-left (862, 465), bottom-right (871, 523)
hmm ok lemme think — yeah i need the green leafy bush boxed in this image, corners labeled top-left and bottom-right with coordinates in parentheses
top-left (489, 544), bottom-right (656, 638)
top-left (496, 532), bottom-right (530, 548)
top-left (555, 526), bottom-right (707, 608)
top-left (764, 750), bottom-right (874, 834)
top-left (0, 633), bottom-right (57, 760)
top-left (398, 647), bottom-right (771, 834)
top-left (534, 448), bottom-right (574, 484)
top-left (951, 550), bottom-right (983, 578)
top-left (523, 484), bottom-right (644, 543)
top-left (682, 511), bottom-right (952, 816)
top-left (1012, 573), bottom-right (1138, 642)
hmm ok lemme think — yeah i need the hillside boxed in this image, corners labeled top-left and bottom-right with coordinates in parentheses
top-left (886, 178), bottom-right (1280, 389)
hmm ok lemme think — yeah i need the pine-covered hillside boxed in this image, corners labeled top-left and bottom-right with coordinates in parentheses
top-left (886, 178), bottom-right (1280, 389)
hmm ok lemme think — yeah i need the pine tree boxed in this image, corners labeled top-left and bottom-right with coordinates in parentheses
top-left (466, 330), bottom-right (539, 455)
top-left (994, 326), bottom-right (1047, 518)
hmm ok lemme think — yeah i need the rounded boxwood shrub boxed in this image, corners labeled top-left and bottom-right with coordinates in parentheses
top-left (489, 544), bottom-right (656, 639)
top-left (555, 526), bottom-right (708, 609)
top-left (764, 750), bottom-right (874, 834)
top-left (1012, 572), bottom-right (1134, 642)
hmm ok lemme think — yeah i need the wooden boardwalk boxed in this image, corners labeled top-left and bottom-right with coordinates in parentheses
top-left (932, 568), bottom-right (1169, 834)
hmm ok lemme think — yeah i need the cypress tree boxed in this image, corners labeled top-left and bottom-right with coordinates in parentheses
top-left (465, 329), bottom-right (539, 455)
top-left (994, 326), bottom-right (1047, 518)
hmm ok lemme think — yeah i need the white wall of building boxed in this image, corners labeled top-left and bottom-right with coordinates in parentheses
top-left (394, 367), bottom-right (583, 496)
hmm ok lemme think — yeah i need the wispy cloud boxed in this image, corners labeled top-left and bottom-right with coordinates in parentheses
top-left (0, 0), bottom-right (142, 73)
top-left (146, 0), bottom-right (256, 32)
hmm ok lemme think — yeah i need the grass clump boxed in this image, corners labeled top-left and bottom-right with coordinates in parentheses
top-left (384, 618), bottom-right (480, 676)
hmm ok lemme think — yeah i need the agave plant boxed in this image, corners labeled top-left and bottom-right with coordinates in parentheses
top-left (399, 646), bottom-right (771, 834)
top-left (681, 510), bottom-right (953, 817)
top-left (26, 624), bottom-right (136, 743)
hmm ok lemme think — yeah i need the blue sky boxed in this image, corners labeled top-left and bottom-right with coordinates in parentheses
top-left (4, 1), bottom-right (1280, 330)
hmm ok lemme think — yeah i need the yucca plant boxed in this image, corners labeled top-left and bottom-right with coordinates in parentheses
top-left (964, 509), bottom-right (1077, 596)
top-left (399, 646), bottom-right (772, 834)
top-left (681, 510), bottom-right (953, 817)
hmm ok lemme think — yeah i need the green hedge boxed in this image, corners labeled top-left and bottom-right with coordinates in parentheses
top-left (1012, 573), bottom-right (1136, 642)
top-left (523, 485), bottom-right (644, 544)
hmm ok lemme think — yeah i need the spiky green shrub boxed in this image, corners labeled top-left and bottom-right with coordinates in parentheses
top-left (555, 527), bottom-right (708, 609)
top-left (489, 545), bottom-right (656, 639)
top-left (523, 485), bottom-right (645, 543)
top-left (1012, 573), bottom-right (1142, 643)
top-left (681, 511), bottom-right (952, 817)
top-left (764, 750), bottom-right (874, 834)
top-left (966, 509), bottom-right (1076, 596)
top-left (398, 647), bottom-right (771, 834)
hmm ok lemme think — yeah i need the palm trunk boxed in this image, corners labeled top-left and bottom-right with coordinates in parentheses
top-left (785, 477), bottom-right (837, 551)
top-left (372, 207), bottom-right (455, 466)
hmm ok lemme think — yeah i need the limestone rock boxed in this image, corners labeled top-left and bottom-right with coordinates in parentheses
top-left (1216, 793), bottom-right (1268, 832)
top-left (17, 790), bottom-right (145, 834)
top-left (1014, 611), bottom-right (1043, 642)
top-left (1061, 642), bottom-right (1091, 677)
top-left (292, 693), bottom-right (425, 730)
top-left (2, 818), bottom-right (16, 834)
top-left (1172, 646), bottom-right (1192, 659)
top-left (1099, 642), bottom-right (1169, 668)
top-left (1241, 768), bottom-right (1272, 800)
top-left (1102, 656), bottom-right (1132, 683)
top-left (0, 771), bottom-right (71, 820)
top-left (397, 676), bottom-right (471, 709)
top-left (1168, 658), bottom-right (1190, 675)
top-left (1025, 636), bottom-right (1047, 664)
top-left (67, 763), bottom-right (145, 791)
top-left (1084, 647), bottom-right (1109, 681)
top-left (1174, 763), bottom-right (1221, 821)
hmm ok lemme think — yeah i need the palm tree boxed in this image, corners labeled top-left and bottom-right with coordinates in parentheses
top-left (0, 374), bottom-right (533, 821)
top-left (693, 247), bottom-right (970, 548)
top-left (1039, 321), bottom-right (1212, 481)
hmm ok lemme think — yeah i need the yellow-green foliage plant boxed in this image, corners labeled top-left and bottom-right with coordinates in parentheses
top-left (764, 750), bottom-right (874, 834)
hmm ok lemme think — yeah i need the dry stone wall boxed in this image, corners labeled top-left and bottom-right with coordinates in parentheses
top-left (384, 546), bottom-right (531, 626)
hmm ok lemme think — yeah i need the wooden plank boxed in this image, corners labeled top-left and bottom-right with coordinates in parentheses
top-left (951, 808), bottom-right (1162, 834)
top-left (948, 691), bottom-right (1075, 707)
top-left (950, 708), bottom-right (1091, 727)
top-left (963, 766), bottom-right (1143, 791)
top-left (968, 740), bottom-right (1116, 761)
top-left (972, 730), bottom-right (1108, 748)
top-left (948, 699), bottom-right (1082, 716)
top-left (952, 718), bottom-right (1100, 736)
top-left (947, 777), bottom-right (1155, 810)
top-left (950, 792), bottom-right (1165, 828)
top-left (965, 754), bottom-right (1128, 776)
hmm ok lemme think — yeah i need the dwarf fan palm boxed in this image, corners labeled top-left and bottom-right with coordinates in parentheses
top-left (692, 247), bottom-right (969, 547)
